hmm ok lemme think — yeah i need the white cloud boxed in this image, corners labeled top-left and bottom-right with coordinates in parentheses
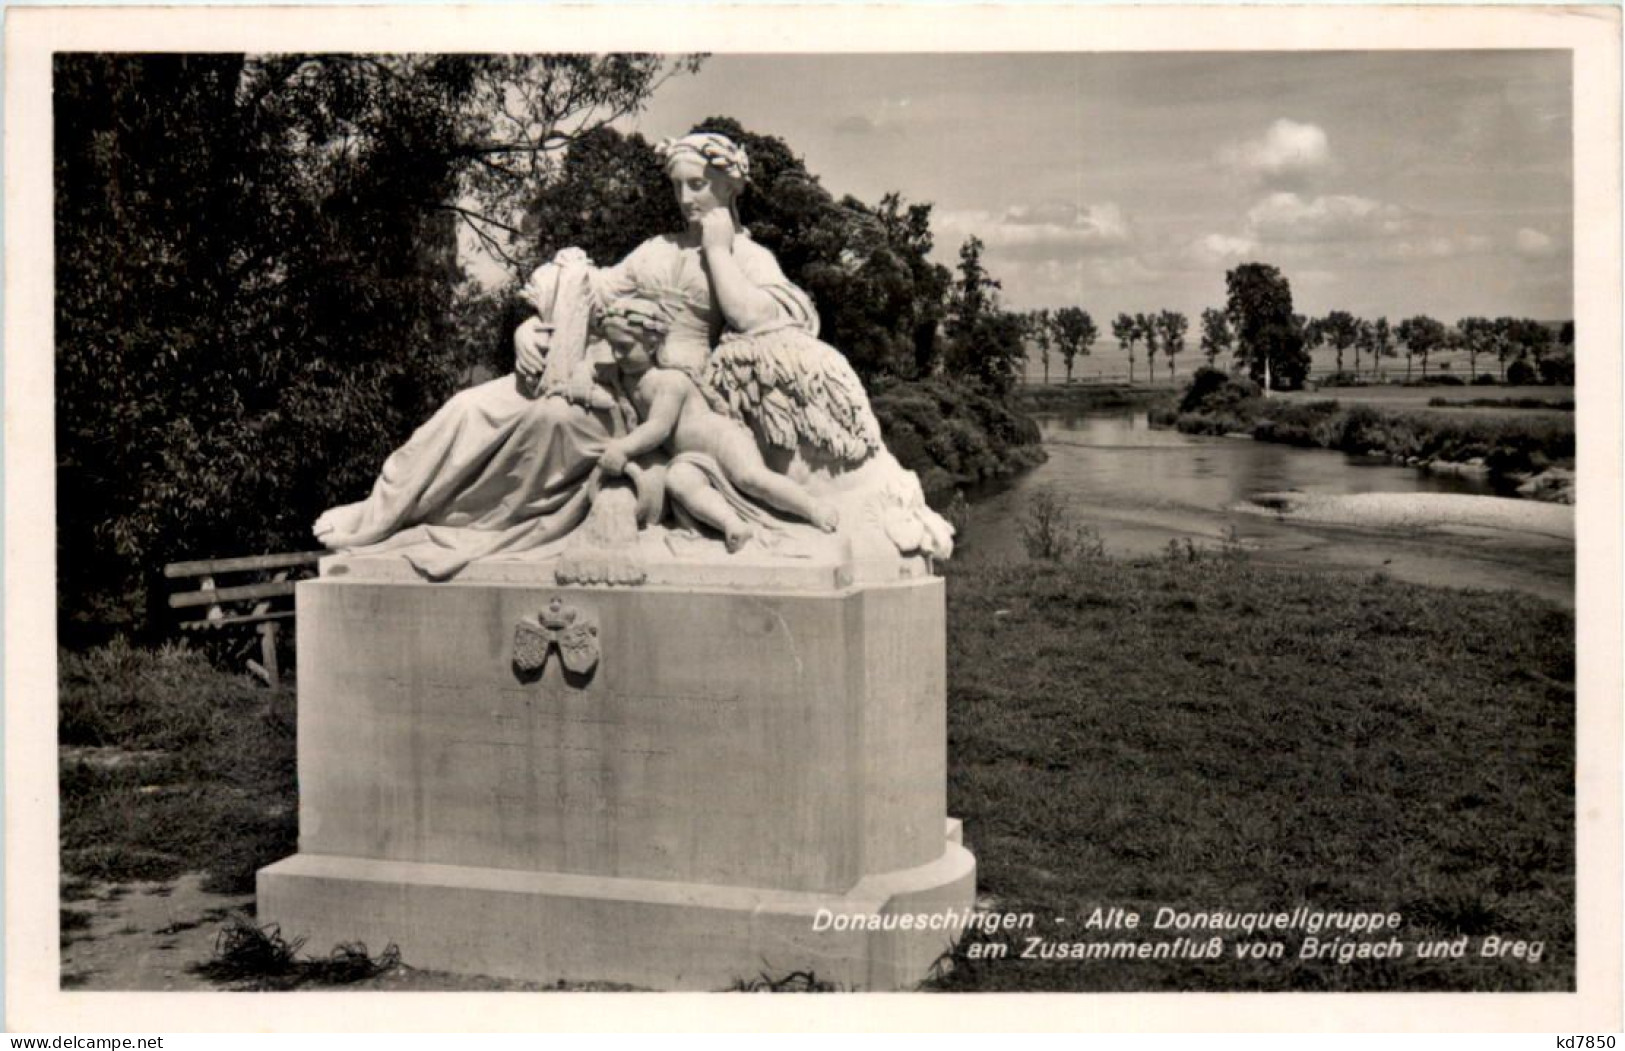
top-left (1357, 232), bottom-right (1496, 263)
top-left (1185, 233), bottom-right (1259, 266)
top-left (1388, 237), bottom-right (1464, 260)
top-left (1514, 227), bottom-right (1557, 258)
top-left (1003, 254), bottom-right (1165, 308)
top-left (1222, 119), bottom-right (1331, 183)
top-left (1246, 192), bottom-right (1410, 243)
top-left (936, 202), bottom-right (1133, 261)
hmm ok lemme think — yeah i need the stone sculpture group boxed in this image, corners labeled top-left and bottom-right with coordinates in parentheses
top-left (312, 131), bottom-right (951, 586)
top-left (260, 133), bottom-right (976, 990)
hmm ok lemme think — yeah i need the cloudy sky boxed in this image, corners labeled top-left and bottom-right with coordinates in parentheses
top-left (625, 51), bottom-right (1572, 325)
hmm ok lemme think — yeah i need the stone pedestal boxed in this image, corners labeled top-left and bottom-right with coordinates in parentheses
top-left (257, 558), bottom-right (975, 990)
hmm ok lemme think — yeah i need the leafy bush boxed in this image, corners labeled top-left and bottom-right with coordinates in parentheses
top-left (1250, 400), bottom-right (1340, 447)
top-left (1175, 411), bottom-right (1247, 437)
top-left (1538, 350), bottom-right (1575, 386)
top-left (1177, 367), bottom-right (1260, 417)
top-left (1428, 396), bottom-right (1575, 411)
top-left (1169, 386), bottom-right (1572, 476)
top-left (1019, 485), bottom-right (1104, 562)
top-left (871, 376), bottom-right (1044, 505)
top-left (1473, 373), bottom-right (1500, 386)
top-left (56, 56), bottom-right (699, 639)
top-left (1507, 358), bottom-right (1540, 385)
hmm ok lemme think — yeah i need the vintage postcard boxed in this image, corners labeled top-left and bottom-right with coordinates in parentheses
top-left (6, 3), bottom-right (1621, 1033)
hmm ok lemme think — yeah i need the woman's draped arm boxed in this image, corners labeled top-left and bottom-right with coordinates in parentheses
top-left (710, 238), bottom-right (821, 338)
top-left (585, 240), bottom-right (654, 313)
top-left (735, 240), bottom-right (820, 337)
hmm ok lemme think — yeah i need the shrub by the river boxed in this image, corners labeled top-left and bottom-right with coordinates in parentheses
top-left (1018, 485), bottom-right (1104, 562)
top-left (1169, 373), bottom-right (1574, 479)
top-left (871, 376), bottom-right (1045, 505)
top-left (1178, 367), bottom-right (1261, 418)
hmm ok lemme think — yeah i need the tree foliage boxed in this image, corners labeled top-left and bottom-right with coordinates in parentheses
top-left (1135, 312), bottom-right (1158, 384)
top-left (1318, 311), bottom-right (1362, 376)
top-left (1396, 315), bottom-right (1448, 379)
top-left (1026, 309), bottom-right (1054, 385)
top-left (55, 53), bottom-right (701, 636)
top-left (1157, 310), bottom-right (1188, 382)
top-left (1354, 319), bottom-right (1377, 378)
top-left (1050, 307), bottom-right (1098, 385)
top-left (944, 236), bottom-right (1025, 395)
top-left (1456, 316), bottom-right (1496, 380)
top-left (1112, 313), bottom-right (1139, 382)
top-left (1199, 307), bottom-right (1232, 366)
top-left (1224, 263), bottom-right (1309, 390)
top-left (1373, 317), bottom-right (1395, 376)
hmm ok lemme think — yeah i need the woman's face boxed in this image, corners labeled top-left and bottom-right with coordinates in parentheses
top-left (668, 156), bottom-right (734, 224)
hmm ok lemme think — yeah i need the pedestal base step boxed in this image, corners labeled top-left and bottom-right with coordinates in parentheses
top-left (258, 836), bottom-right (976, 991)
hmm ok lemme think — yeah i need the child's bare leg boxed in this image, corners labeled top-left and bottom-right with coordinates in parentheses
top-left (716, 434), bottom-right (839, 532)
top-left (666, 461), bottom-right (754, 552)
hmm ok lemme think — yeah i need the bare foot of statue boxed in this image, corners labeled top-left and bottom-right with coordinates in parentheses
top-left (809, 502), bottom-right (840, 533)
top-left (724, 522), bottom-right (755, 554)
top-left (313, 504), bottom-right (362, 548)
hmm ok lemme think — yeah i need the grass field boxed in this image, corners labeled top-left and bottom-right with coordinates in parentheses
top-left (59, 642), bottom-right (297, 895)
top-left (59, 549), bottom-right (1574, 992)
top-left (1277, 384), bottom-right (1574, 418)
top-left (930, 553), bottom-right (1573, 991)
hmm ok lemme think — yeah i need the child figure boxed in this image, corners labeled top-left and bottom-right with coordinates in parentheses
top-left (596, 297), bottom-right (839, 551)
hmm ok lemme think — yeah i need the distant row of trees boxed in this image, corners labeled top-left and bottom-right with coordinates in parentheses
top-left (1023, 308), bottom-right (1199, 387)
top-left (1020, 262), bottom-right (1574, 391)
top-left (1316, 314), bottom-right (1571, 384)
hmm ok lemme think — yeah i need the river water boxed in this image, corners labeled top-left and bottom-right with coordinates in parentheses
top-left (961, 409), bottom-right (1575, 608)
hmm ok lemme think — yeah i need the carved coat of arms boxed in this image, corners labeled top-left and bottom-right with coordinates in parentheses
top-left (513, 598), bottom-right (600, 678)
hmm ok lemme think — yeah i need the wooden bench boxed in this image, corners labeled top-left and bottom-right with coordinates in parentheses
top-left (164, 551), bottom-right (326, 687)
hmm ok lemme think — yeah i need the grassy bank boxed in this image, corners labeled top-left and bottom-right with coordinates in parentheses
top-left (1157, 369), bottom-right (1575, 483)
top-left (871, 376), bottom-right (1046, 504)
top-left (1015, 382), bottom-right (1176, 415)
top-left (59, 641), bottom-right (297, 896)
top-left (61, 543), bottom-right (1573, 992)
top-left (931, 551), bottom-right (1573, 992)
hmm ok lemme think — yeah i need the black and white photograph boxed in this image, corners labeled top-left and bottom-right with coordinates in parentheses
top-left (7, 3), bottom-right (1621, 1033)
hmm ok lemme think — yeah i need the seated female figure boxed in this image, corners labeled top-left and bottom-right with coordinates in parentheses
top-left (310, 133), bottom-right (822, 578)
